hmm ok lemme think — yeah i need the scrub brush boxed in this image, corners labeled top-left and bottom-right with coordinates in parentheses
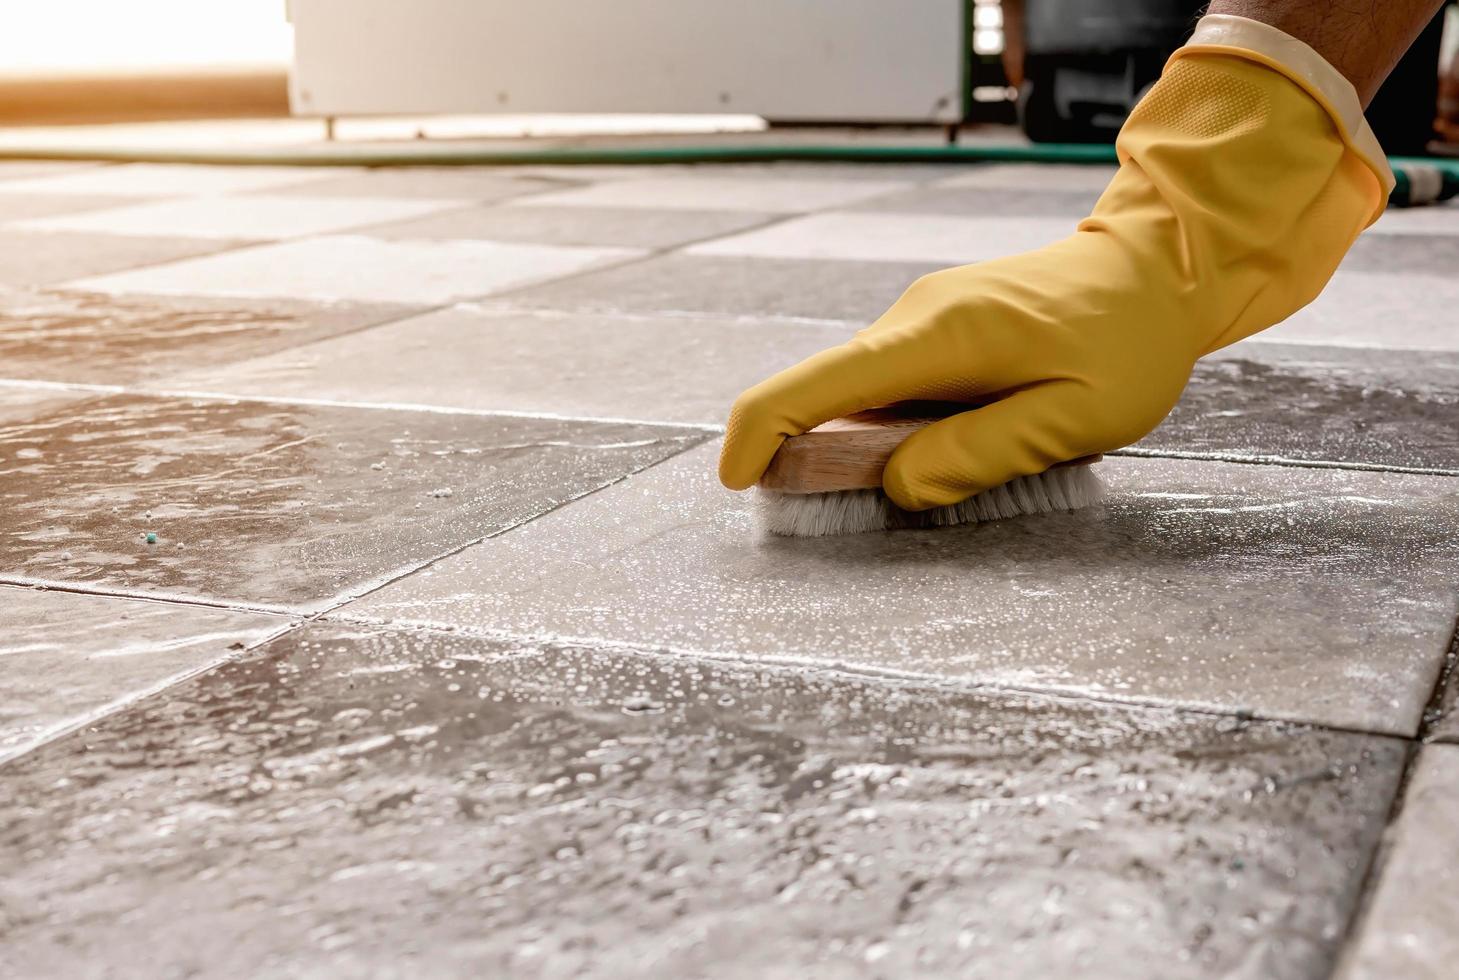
top-left (754, 402), bottom-right (1105, 537)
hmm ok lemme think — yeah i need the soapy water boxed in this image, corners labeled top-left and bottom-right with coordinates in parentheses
top-left (0, 623), bottom-right (1401, 979)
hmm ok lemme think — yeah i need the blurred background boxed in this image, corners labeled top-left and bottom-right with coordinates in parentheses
top-left (0, 0), bottom-right (290, 126)
top-left (0, 0), bottom-right (1456, 153)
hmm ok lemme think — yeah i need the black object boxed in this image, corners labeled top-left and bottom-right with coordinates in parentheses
top-left (1019, 0), bottom-right (1200, 143)
top-left (1365, 8), bottom-right (1446, 156)
top-left (1019, 0), bottom-right (1448, 154)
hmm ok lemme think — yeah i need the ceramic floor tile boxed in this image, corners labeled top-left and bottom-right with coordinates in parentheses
top-left (934, 162), bottom-right (1120, 192)
top-left (0, 394), bottom-right (705, 611)
top-left (0, 585), bottom-right (285, 760)
top-left (524, 176), bottom-right (911, 213)
top-left (1147, 342), bottom-right (1459, 473)
top-left (0, 621), bottom-right (1404, 979)
top-left (498, 252), bottom-right (943, 324)
top-left (163, 307), bottom-right (853, 425)
top-left (0, 193), bottom-right (144, 223)
top-left (350, 444), bottom-right (1459, 736)
top-left (1341, 232), bottom-right (1459, 276)
top-left (356, 203), bottom-right (775, 250)
top-left (850, 185), bottom-right (1102, 218)
top-left (1335, 745), bottom-right (1459, 980)
top-left (0, 288), bottom-right (417, 386)
top-left (263, 168), bottom-right (566, 201)
top-left (687, 212), bottom-right (1075, 264)
top-left (1369, 204), bottom-right (1459, 236)
top-left (0, 231), bottom-right (242, 288)
top-left (64, 235), bottom-right (641, 305)
top-left (0, 163), bottom-right (358, 198)
top-left (12, 195), bottom-right (470, 241)
top-left (1265, 271), bottom-right (1459, 351)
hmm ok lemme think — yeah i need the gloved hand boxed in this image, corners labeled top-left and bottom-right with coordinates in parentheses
top-left (719, 15), bottom-right (1394, 510)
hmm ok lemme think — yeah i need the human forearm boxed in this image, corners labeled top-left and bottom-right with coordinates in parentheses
top-left (1207, 0), bottom-right (1446, 103)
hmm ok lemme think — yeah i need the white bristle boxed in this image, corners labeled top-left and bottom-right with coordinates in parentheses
top-left (754, 466), bottom-right (1106, 537)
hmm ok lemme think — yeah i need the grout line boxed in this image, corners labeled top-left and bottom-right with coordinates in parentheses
top-left (1417, 619), bottom-right (1459, 743)
top-left (1328, 737), bottom-right (1422, 979)
top-left (1329, 613), bottom-right (1459, 973)
top-left (315, 607), bottom-right (1422, 743)
top-left (1109, 446), bottom-right (1459, 478)
top-left (0, 377), bottom-right (126, 396)
top-left (643, 209), bottom-right (813, 253)
top-left (26, 185), bottom-right (808, 339)
top-left (143, 389), bottom-right (725, 432)
top-left (463, 301), bottom-right (858, 330)
top-left (0, 434), bottom-right (715, 768)
top-left (0, 616), bottom-right (302, 768)
top-left (0, 375), bottom-right (724, 432)
top-left (0, 577), bottom-right (301, 617)
top-left (26, 236), bottom-right (267, 289)
top-left (10, 373), bottom-right (1453, 481)
top-left (6, 376), bottom-right (1450, 478)
top-left (440, 205), bottom-right (815, 307)
top-left (316, 432), bottom-right (714, 617)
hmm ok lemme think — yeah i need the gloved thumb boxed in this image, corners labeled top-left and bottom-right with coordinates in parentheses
top-left (882, 385), bottom-right (1092, 511)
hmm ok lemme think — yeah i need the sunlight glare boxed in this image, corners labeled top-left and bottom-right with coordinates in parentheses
top-left (0, 0), bottom-right (292, 74)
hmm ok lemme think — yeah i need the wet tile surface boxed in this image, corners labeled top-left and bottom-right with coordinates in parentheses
top-left (3, 157), bottom-right (1459, 973)
top-left (0, 586), bottom-right (284, 758)
top-left (497, 252), bottom-right (941, 323)
top-left (165, 307), bottom-right (852, 424)
top-left (1336, 745), bottom-right (1459, 980)
top-left (0, 289), bottom-right (416, 385)
top-left (525, 175), bottom-right (912, 212)
top-left (0, 622), bottom-right (1404, 979)
top-left (351, 444), bottom-right (1459, 736)
top-left (0, 386), bottom-right (92, 425)
top-left (67, 235), bottom-right (642, 305)
top-left (0, 230), bottom-right (241, 288)
top-left (358, 203), bottom-right (774, 249)
top-left (15, 195), bottom-right (467, 241)
top-left (1150, 341), bottom-right (1459, 472)
top-left (0, 394), bottom-right (705, 610)
top-left (687, 212), bottom-right (1074, 264)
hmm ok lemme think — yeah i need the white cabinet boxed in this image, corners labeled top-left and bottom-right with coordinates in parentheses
top-left (288, 0), bottom-right (965, 123)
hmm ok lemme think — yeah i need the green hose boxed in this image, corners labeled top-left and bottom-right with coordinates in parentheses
top-left (1389, 160), bottom-right (1459, 206)
top-left (0, 137), bottom-right (1453, 206)
top-left (0, 140), bottom-right (1121, 168)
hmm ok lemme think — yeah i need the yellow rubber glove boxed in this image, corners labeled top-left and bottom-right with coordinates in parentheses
top-left (719, 15), bottom-right (1394, 510)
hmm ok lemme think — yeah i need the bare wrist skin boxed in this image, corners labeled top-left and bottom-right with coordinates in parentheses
top-left (1206, 0), bottom-right (1447, 105)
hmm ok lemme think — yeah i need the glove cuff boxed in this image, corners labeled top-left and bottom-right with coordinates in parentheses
top-left (1175, 14), bottom-right (1395, 223)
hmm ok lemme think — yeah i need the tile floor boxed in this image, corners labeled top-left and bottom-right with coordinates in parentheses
top-left (0, 157), bottom-right (1456, 978)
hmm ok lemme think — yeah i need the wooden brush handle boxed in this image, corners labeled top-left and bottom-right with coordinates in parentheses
top-left (758, 402), bottom-right (1100, 495)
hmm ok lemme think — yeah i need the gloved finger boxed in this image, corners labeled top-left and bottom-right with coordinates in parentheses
top-left (882, 384), bottom-right (1093, 511)
top-left (718, 332), bottom-right (963, 491)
